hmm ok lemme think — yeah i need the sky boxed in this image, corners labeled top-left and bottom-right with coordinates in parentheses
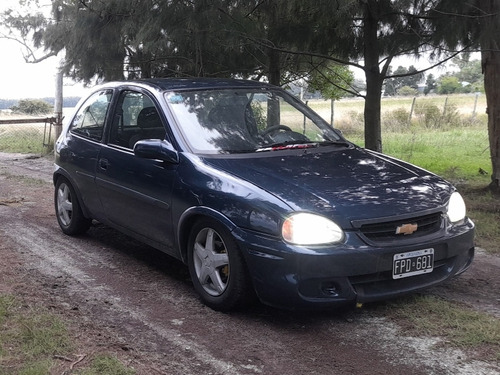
top-left (0, 0), bottom-right (89, 99)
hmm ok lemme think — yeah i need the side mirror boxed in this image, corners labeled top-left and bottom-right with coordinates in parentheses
top-left (134, 139), bottom-right (179, 164)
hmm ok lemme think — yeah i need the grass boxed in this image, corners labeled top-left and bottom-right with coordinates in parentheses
top-left (0, 127), bottom-right (52, 155)
top-left (0, 295), bottom-right (135, 375)
top-left (357, 127), bottom-right (491, 181)
top-left (0, 295), bottom-right (72, 374)
top-left (4, 173), bottom-right (50, 187)
top-left (79, 355), bottom-right (135, 375)
top-left (335, 107), bottom-right (489, 177)
top-left (0, 129), bottom-right (45, 154)
top-left (378, 295), bottom-right (500, 361)
top-left (0, 121), bottom-right (54, 155)
top-left (460, 185), bottom-right (500, 253)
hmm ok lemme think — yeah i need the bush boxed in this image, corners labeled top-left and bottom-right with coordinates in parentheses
top-left (440, 104), bottom-right (462, 128)
top-left (414, 103), bottom-right (442, 128)
top-left (397, 86), bottom-right (419, 96)
top-left (335, 110), bottom-right (364, 135)
top-left (10, 99), bottom-right (52, 115)
top-left (382, 108), bottom-right (411, 131)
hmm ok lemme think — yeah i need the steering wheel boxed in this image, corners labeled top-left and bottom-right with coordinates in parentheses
top-left (261, 125), bottom-right (292, 136)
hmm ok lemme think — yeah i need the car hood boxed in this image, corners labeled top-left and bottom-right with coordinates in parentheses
top-left (202, 146), bottom-right (453, 227)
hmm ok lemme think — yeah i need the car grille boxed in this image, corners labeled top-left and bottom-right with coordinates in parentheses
top-left (359, 212), bottom-right (442, 242)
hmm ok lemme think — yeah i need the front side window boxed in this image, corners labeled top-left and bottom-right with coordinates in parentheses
top-left (108, 91), bottom-right (166, 149)
top-left (165, 88), bottom-right (342, 154)
top-left (70, 90), bottom-right (113, 141)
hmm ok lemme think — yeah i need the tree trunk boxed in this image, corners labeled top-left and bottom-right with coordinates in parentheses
top-left (364, 70), bottom-right (383, 152)
top-left (265, 1), bottom-right (281, 126)
top-left (479, 0), bottom-right (500, 192)
top-left (363, 1), bottom-right (383, 152)
top-left (54, 63), bottom-right (64, 145)
top-left (268, 47), bottom-right (281, 86)
top-left (267, 48), bottom-right (281, 125)
top-left (266, 1), bottom-right (281, 87)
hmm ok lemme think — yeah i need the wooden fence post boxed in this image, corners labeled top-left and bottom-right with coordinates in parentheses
top-left (331, 99), bottom-right (335, 127)
top-left (408, 96), bottom-right (416, 126)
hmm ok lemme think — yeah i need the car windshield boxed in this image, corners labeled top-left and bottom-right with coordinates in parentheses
top-left (165, 88), bottom-right (344, 154)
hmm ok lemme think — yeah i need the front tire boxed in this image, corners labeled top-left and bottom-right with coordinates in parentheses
top-left (187, 219), bottom-right (254, 311)
top-left (54, 177), bottom-right (91, 235)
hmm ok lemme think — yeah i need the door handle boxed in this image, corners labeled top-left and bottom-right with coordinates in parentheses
top-left (98, 158), bottom-right (109, 170)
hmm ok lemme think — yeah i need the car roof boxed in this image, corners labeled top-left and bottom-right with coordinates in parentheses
top-left (100, 78), bottom-right (276, 92)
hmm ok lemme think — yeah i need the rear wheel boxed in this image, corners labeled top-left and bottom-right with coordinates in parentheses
top-left (54, 177), bottom-right (91, 235)
top-left (187, 218), bottom-right (254, 311)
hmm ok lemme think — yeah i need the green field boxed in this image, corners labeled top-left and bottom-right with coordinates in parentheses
top-left (307, 94), bottom-right (490, 183)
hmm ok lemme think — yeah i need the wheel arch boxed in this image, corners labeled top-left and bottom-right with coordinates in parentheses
top-left (53, 169), bottom-right (92, 219)
top-left (177, 206), bottom-right (238, 264)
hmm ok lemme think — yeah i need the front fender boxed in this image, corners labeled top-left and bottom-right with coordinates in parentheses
top-left (176, 206), bottom-right (238, 264)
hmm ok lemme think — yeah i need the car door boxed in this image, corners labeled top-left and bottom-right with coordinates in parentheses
top-left (62, 89), bottom-right (114, 219)
top-left (95, 89), bottom-right (178, 252)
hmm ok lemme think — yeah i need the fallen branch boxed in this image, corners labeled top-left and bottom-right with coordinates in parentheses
top-left (53, 354), bottom-right (73, 362)
top-left (70, 354), bottom-right (87, 370)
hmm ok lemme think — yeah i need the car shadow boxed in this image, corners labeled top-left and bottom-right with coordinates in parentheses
top-left (78, 221), bottom-right (372, 328)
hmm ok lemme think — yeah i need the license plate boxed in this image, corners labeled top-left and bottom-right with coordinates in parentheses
top-left (392, 248), bottom-right (434, 279)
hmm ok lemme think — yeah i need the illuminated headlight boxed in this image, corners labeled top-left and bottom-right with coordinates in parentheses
top-left (282, 213), bottom-right (344, 245)
top-left (447, 192), bottom-right (466, 223)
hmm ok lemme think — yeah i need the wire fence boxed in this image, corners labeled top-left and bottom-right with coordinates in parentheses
top-left (310, 93), bottom-right (487, 132)
top-left (0, 116), bottom-right (58, 155)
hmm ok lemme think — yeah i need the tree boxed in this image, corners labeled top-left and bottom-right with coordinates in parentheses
top-left (266, 1), bottom-right (469, 151)
top-left (385, 65), bottom-right (424, 96)
top-left (398, 66), bottom-right (424, 90)
top-left (478, 0), bottom-right (500, 192)
top-left (306, 63), bottom-right (354, 100)
top-left (429, 0), bottom-right (499, 192)
top-left (424, 73), bottom-right (437, 95)
top-left (453, 57), bottom-right (482, 83)
top-left (0, 3), bottom-right (56, 64)
top-left (435, 61), bottom-right (484, 94)
top-left (32, 0), bottom-right (339, 86)
top-left (437, 75), bottom-right (461, 94)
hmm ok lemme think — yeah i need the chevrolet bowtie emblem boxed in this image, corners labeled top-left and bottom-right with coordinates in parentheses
top-left (396, 223), bottom-right (418, 235)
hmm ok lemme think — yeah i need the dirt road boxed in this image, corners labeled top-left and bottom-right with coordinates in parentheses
top-left (0, 152), bottom-right (499, 375)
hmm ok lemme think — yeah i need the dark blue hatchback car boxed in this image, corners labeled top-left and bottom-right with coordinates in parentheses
top-left (54, 78), bottom-right (475, 311)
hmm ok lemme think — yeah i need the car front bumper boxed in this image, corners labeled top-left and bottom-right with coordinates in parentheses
top-left (234, 218), bottom-right (475, 310)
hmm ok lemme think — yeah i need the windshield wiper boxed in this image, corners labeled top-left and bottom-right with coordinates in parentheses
top-left (256, 140), bottom-right (350, 152)
top-left (256, 141), bottom-right (319, 152)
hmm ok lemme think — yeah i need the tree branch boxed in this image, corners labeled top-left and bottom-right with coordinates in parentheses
top-left (0, 32), bottom-right (58, 63)
top-left (386, 46), bottom-right (472, 79)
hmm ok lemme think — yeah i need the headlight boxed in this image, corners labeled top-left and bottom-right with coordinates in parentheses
top-left (282, 213), bottom-right (344, 245)
top-left (447, 192), bottom-right (466, 223)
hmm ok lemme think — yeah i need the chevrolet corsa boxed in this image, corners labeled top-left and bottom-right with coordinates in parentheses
top-left (54, 79), bottom-right (475, 311)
